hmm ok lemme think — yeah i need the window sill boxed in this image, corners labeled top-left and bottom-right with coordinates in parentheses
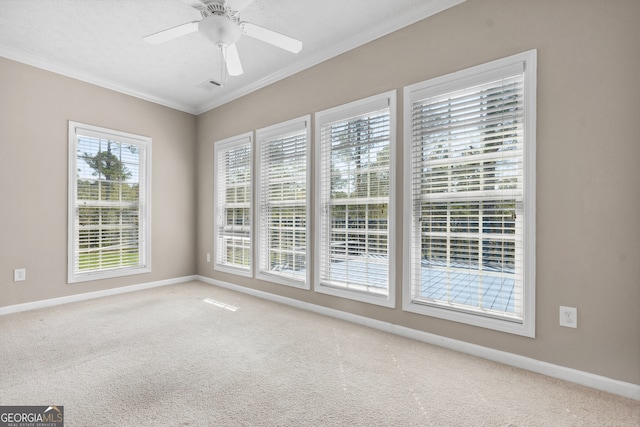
top-left (68, 265), bottom-right (151, 284)
top-left (402, 297), bottom-right (535, 337)
top-left (315, 281), bottom-right (395, 308)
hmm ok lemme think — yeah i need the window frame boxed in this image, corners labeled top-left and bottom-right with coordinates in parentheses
top-left (314, 90), bottom-right (397, 308)
top-left (402, 50), bottom-right (537, 337)
top-left (67, 121), bottom-right (152, 283)
top-left (213, 132), bottom-right (254, 277)
top-left (255, 116), bottom-right (311, 289)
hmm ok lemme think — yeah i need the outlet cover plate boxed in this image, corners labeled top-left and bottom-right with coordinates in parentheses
top-left (559, 306), bottom-right (577, 328)
top-left (14, 268), bottom-right (26, 282)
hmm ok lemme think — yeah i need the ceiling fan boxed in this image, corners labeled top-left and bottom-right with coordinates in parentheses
top-left (143, 0), bottom-right (302, 79)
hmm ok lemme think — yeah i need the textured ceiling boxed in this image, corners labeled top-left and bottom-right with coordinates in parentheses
top-left (0, 0), bottom-right (464, 114)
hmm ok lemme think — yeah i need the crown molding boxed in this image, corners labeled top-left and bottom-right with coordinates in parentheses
top-left (1, 0), bottom-right (464, 116)
top-left (196, 0), bottom-right (466, 114)
top-left (0, 45), bottom-right (199, 115)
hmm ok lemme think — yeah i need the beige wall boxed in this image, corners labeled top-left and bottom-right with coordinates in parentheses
top-left (0, 0), bottom-right (637, 388)
top-left (0, 57), bottom-right (197, 305)
top-left (197, 0), bottom-right (640, 385)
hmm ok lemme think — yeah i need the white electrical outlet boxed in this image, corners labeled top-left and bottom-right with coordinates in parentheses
top-left (14, 268), bottom-right (26, 282)
top-left (559, 306), bottom-right (577, 328)
top-left (207, 253), bottom-right (211, 263)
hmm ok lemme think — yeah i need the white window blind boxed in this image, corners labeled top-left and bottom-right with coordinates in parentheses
top-left (68, 122), bottom-right (151, 283)
top-left (214, 133), bottom-right (252, 275)
top-left (403, 51), bottom-right (536, 336)
top-left (316, 91), bottom-right (396, 307)
top-left (256, 117), bottom-right (310, 288)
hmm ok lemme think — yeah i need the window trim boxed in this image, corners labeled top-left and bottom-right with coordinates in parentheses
top-left (67, 121), bottom-right (152, 283)
top-left (314, 90), bottom-right (397, 308)
top-left (402, 50), bottom-right (537, 337)
top-left (213, 132), bottom-right (254, 277)
top-left (255, 115), bottom-right (311, 289)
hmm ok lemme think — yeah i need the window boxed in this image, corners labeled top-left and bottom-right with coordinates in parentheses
top-left (403, 50), bottom-right (536, 336)
top-left (315, 91), bottom-right (396, 307)
top-left (256, 116), bottom-right (311, 288)
top-left (68, 121), bottom-right (151, 283)
top-left (214, 133), bottom-right (253, 276)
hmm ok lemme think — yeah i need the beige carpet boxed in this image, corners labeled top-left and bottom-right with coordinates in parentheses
top-left (0, 281), bottom-right (637, 426)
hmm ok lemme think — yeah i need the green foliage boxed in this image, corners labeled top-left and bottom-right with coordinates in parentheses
top-left (78, 250), bottom-right (139, 271)
top-left (81, 142), bottom-right (132, 182)
top-left (75, 140), bottom-right (141, 271)
top-left (329, 118), bottom-right (390, 200)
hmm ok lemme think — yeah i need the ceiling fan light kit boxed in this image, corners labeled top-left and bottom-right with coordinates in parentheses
top-left (143, 0), bottom-right (303, 82)
top-left (199, 14), bottom-right (241, 47)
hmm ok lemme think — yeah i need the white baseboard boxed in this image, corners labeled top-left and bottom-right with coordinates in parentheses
top-left (0, 275), bottom-right (197, 316)
top-left (197, 275), bottom-right (640, 401)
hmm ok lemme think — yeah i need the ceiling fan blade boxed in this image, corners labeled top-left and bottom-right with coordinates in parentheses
top-left (240, 22), bottom-right (302, 54)
top-left (143, 21), bottom-right (200, 44)
top-left (226, 0), bottom-right (255, 12)
top-left (223, 44), bottom-right (244, 76)
top-left (179, 0), bottom-right (207, 10)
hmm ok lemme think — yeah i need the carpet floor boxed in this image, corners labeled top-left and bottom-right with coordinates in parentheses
top-left (0, 281), bottom-right (638, 426)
